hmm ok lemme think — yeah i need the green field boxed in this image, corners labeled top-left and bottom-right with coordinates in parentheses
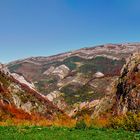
top-left (0, 126), bottom-right (139, 140)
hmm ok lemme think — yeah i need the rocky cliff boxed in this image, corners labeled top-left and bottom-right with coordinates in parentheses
top-left (114, 53), bottom-right (140, 115)
top-left (92, 53), bottom-right (140, 119)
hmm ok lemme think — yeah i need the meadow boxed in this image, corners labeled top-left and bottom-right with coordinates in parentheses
top-left (0, 126), bottom-right (139, 140)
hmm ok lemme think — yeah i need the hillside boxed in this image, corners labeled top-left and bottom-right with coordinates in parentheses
top-left (7, 43), bottom-right (140, 116)
top-left (0, 64), bottom-right (68, 122)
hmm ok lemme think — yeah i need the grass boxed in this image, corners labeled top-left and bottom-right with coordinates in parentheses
top-left (0, 126), bottom-right (139, 140)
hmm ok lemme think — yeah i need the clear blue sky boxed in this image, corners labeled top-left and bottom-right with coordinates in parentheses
top-left (0, 0), bottom-right (140, 63)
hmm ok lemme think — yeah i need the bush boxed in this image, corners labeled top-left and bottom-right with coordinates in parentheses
top-left (75, 120), bottom-right (87, 129)
top-left (109, 112), bottom-right (140, 131)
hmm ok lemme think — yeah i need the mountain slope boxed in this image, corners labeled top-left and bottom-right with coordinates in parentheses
top-left (7, 43), bottom-right (140, 116)
top-left (0, 64), bottom-right (67, 121)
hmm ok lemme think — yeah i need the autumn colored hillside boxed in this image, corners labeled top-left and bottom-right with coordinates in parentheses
top-left (0, 65), bottom-right (73, 126)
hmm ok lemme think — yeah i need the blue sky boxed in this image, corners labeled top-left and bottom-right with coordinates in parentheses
top-left (0, 0), bottom-right (140, 63)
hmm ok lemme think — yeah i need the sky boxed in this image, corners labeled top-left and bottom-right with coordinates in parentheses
top-left (0, 0), bottom-right (140, 63)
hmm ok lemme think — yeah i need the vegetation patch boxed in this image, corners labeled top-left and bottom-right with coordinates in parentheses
top-left (0, 126), bottom-right (138, 140)
top-left (109, 112), bottom-right (140, 131)
top-left (59, 56), bottom-right (85, 70)
top-left (8, 64), bottom-right (22, 73)
top-left (35, 76), bottom-right (58, 94)
top-left (79, 56), bottom-right (125, 75)
top-left (61, 84), bottom-right (102, 105)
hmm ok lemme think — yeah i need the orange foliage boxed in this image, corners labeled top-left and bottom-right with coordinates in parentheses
top-left (92, 117), bottom-right (110, 127)
top-left (0, 100), bottom-right (75, 127)
top-left (83, 114), bottom-right (92, 127)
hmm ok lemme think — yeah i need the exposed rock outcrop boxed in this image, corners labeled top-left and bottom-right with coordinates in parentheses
top-left (11, 73), bottom-right (35, 89)
top-left (114, 53), bottom-right (140, 115)
top-left (94, 72), bottom-right (104, 78)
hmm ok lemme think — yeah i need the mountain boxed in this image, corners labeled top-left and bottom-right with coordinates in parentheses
top-left (7, 43), bottom-right (140, 117)
top-left (0, 64), bottom-right (68, 121)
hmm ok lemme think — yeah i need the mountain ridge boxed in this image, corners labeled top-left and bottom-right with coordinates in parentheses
top-left (7, 42), bottom-right (140, 65)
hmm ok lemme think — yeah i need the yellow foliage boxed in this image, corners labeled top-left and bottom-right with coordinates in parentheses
top-left (109, 112), bottom-right (140, 131)
top-left (83, 114), bottom-right (92, 127)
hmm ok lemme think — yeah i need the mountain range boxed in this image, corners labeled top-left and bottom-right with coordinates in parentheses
top-left (1, 43), bottom-right (140, 123)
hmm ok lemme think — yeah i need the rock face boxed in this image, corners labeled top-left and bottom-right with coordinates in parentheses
top-left (6, 43), bottom-right (140, 116)
top-left (52, 65), bottom-right (70, 79)
top-left (11, 73), bottom-right (35, 89)
top-left (114, 53), bottom-right (140, 115)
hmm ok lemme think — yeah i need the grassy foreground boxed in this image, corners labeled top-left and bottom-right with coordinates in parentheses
top-left (0, 126), bottom-right (140, 140)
